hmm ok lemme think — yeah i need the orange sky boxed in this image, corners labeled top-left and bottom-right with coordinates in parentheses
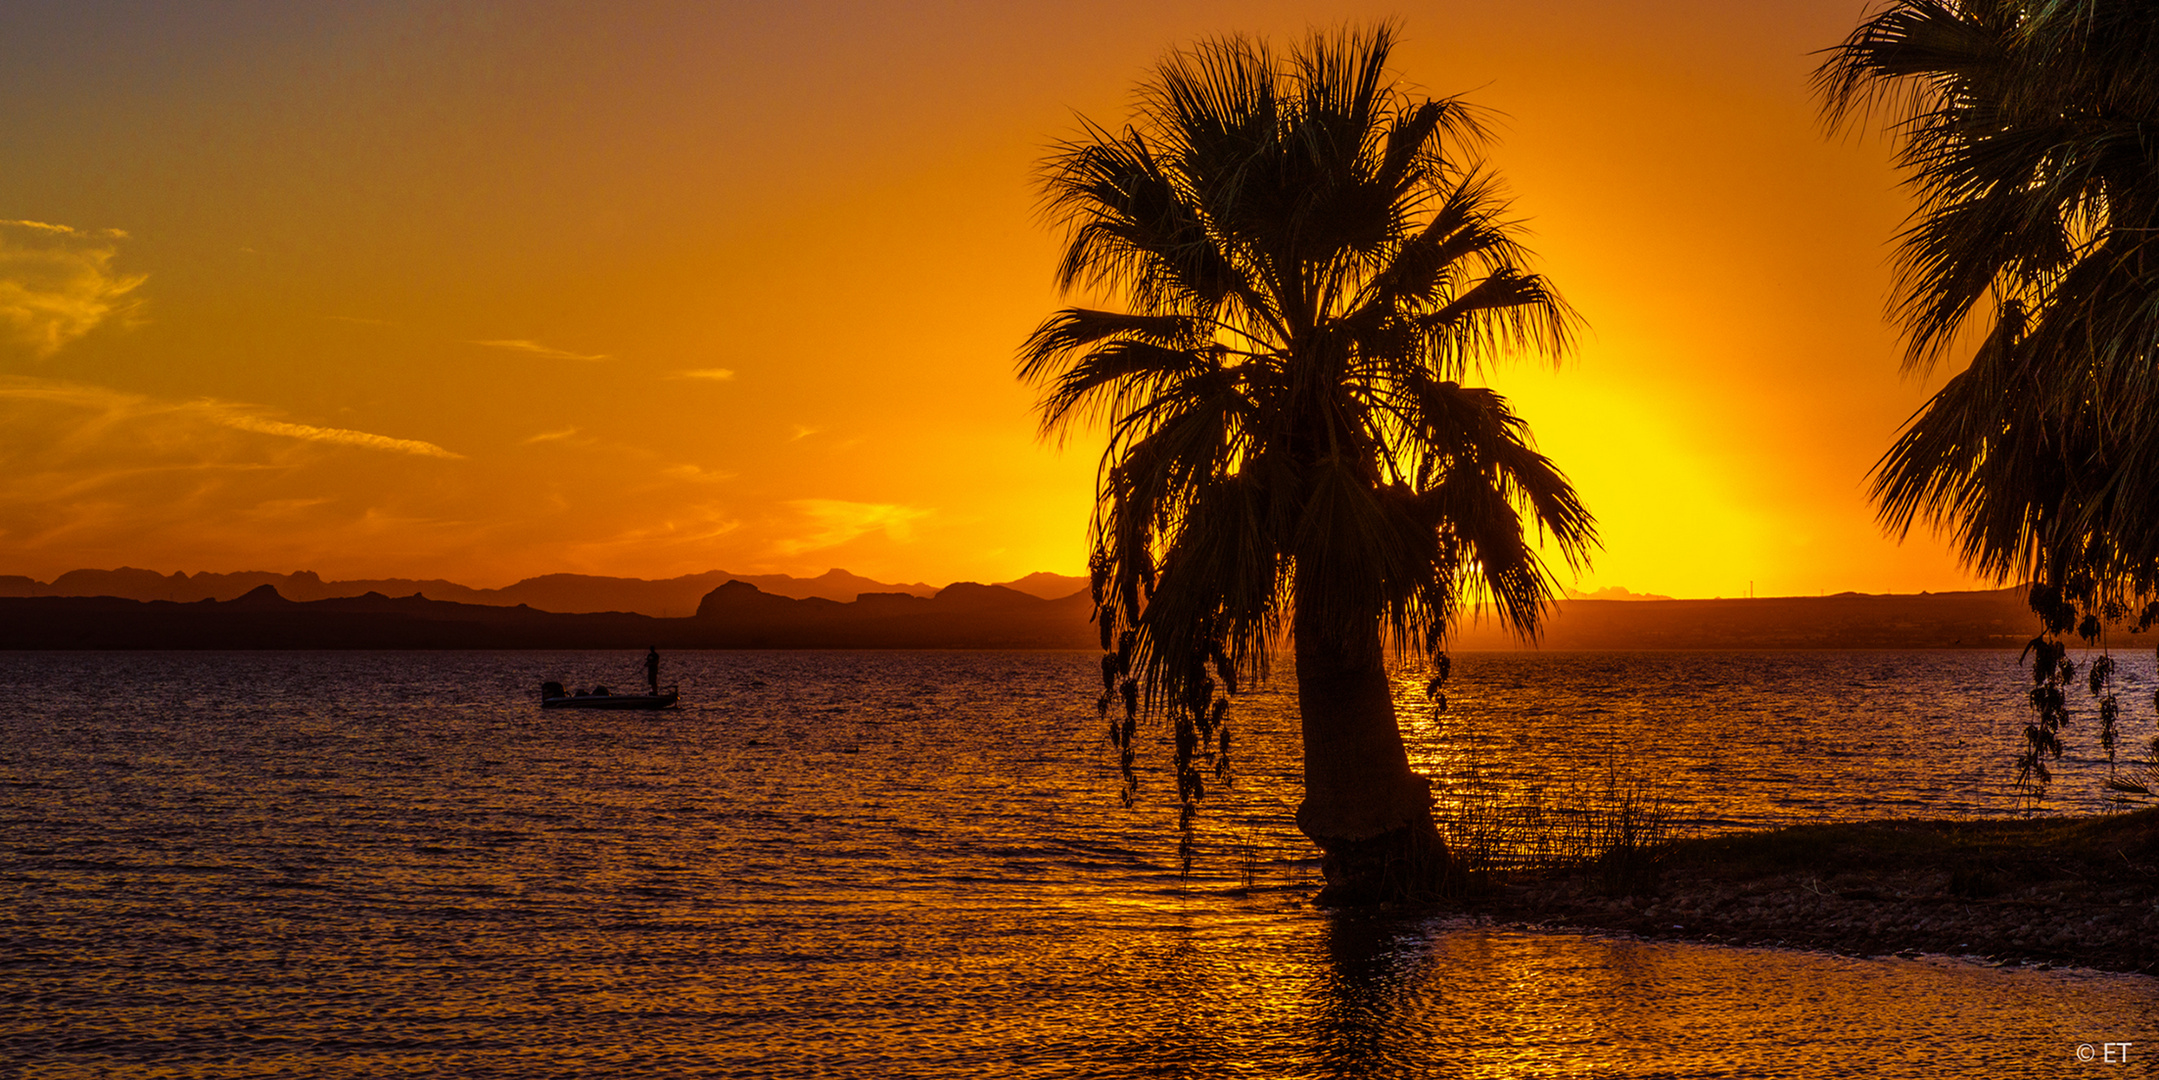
top-left (0, 1), bottom-right (1991, 597)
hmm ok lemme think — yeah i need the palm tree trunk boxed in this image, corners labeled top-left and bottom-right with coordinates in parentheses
top-left (1292, 590), bottom-right (1448, 904)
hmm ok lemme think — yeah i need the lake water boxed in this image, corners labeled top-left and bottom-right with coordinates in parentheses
top-left (4, 649), bottom-right (2157, 1077)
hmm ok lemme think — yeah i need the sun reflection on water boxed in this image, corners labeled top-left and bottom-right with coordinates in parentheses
top-left (0, 650), bottom-right (2152, 1077)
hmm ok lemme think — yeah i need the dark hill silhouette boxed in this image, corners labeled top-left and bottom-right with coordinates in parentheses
top-left (227, 583), bottom-right (297, 608)
top-left (994, 572), bottom-right (1089, 600)
top-left (928, 582), bottom-right (1047, 609)
top-left (0, 581), bottom-right (2057, 651)
top-left (5, 565), bottom-right (1086, 614)
top-left (5, 566), bottom-right (952, 615)
top-left (688, 581), bottom-right (1094, 648)
top-left (0, 580), bottom-right (1097, 649)
top-left (1446, 588), bottom-right (2046, 650)
top-left (694, 580), bottom-right (845, 620)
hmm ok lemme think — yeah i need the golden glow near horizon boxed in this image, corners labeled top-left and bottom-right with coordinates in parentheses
top-left (0, 1), bottom-right (1986, 597)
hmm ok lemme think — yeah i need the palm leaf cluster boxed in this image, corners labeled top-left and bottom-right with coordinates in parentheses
top-left (1819, 0), bottom-right (2159, 627)
top-left (1020, 25), bottom-right (1594, 835)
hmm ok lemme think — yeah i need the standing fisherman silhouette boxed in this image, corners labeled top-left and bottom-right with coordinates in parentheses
top-left (645, 646), bottom-right (660, 695)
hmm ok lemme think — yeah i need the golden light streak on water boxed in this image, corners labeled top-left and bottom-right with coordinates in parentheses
top-left (1, 649), bottom-right (2152, 1076)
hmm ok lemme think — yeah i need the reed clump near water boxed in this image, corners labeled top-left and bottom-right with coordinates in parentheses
top-left (1434, 762), bottom-right (1678, 898)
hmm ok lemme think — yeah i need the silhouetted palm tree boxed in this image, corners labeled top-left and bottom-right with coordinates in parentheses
top-left (1021, 24), bottom-right (1594, 902)
top-left (1819, 0), bottom-right (2159, 791)
top-left (1820, 0), bottom-right (2159, 627)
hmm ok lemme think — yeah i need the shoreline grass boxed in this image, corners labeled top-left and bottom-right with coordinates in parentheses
top-left (1434, 755), bottom-right (1678, 896)
top-left (1447, 809), bottom-right (2159, 975)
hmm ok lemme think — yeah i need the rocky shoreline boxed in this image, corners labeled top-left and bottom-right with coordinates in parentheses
top-left (1455, 810), bottom-right (2159, 975)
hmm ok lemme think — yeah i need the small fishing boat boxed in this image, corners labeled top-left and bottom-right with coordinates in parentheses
top-left (540, 681), bottom-right (679, 710)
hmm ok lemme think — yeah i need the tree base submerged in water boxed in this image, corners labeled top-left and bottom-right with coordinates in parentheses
top-left (1291, 601), bottom-right (1454, 903)
top-left (1309, 816), bottom-right (1450, 906)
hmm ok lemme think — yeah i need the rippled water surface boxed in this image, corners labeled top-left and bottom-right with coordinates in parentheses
top-left (4, 649), bottom-right (2157, 1077)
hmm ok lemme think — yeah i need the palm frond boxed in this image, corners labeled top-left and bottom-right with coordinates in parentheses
top-left (1025, 21), bottom-right (1591, 727)
top-left (1823, 0), bottom-right (2159, 625)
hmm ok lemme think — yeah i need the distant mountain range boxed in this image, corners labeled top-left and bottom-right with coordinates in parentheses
top-left (0, 579), bottom-right (2064, 652)
top-left (1448, 588), bottom-right (2049, 650)
top-left (0, 579), bottom-right (1097, 650)
top-left (1562, 585), bottom-right (1674, 602)
top-left (0, 566), bottom-right (1089, 617)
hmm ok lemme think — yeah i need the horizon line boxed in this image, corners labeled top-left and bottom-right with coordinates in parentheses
top-left (0, 563), bottom-right (2019, 604)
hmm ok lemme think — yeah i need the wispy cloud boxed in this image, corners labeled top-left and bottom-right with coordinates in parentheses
top-left (0, 375), bottom-right (510, 577)
top-left (774, 499), bottom-right (929, 554)
top-left (671, 368), bottom-right (736, 381)
top-left (663, 463), bottom-right (735, 484)
top-left (3, 220), bottom-right (94, 235)
top-left (569, 505), bottom-right (743, 554)
top-left (212, 414), bottom-right (462, 459)
top-left (0, 377), bottom-right (142, 411)
top-left (0, 376), bottom-right (461, 459)
top-left (0, 220), bottom-right (146, 357)
top-left (523, 426), bottom-right (580, 445)
top-left (471, 339), bottom-right (611, 361)
top-left (789, 424), bottom-right (820, 441)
